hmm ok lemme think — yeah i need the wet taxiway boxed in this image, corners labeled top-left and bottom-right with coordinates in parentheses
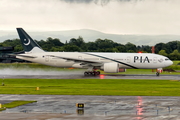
top-left (0, 74), bottom-right (180, 80)
top-left (1, 95), bottom-right (180, 120)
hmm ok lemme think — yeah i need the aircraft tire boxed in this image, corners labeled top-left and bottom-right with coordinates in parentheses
top-left (156, 72), bottom-right (160, 76)
top-left (96, 71), bottom-right (100, 75)
top-left (93, 71), bottom-right (97, 76)
top-left (84, 71), bottom-right (100, 76)
top-left (84, 72), bottom-right (89, 76)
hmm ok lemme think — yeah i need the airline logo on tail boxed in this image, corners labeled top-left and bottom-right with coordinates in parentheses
top-left (17, 28), bottom-right (44, 53)
top-left (24, 39), bottom-right (31, 46)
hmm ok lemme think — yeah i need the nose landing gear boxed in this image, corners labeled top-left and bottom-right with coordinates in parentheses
top-left (156, 68), bottom-right (162, 76)
top-left (156, 72), bottom-right (160, 76)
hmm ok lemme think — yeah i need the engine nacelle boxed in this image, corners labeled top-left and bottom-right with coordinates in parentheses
top-left (103, 62), bottom-right (119, 73)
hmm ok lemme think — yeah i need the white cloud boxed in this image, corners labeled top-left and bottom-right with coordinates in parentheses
top-left (1, 0), bottom-right (180, 34)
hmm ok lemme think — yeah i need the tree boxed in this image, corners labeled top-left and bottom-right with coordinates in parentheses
top-left (86, 42), bottom-right (97, 51)
top-left (155, 43), bottom-right (166, 53)
top-left (95, 39), bottom-right (114, 51)
top-left (141, 45), bottom-right (151, 53)
top-left (125, 42), bottom-right (136, 53)
top-left (46, 37), bottom-right (64, 46)
top-left (177, 41), bottom-right (180, 52)
top-left (0, 43), bottom-right (3, 47)
top-left (169, 50), bottom-right (180, 60)
top-left (69, 36), bottom-right (85, 47)
top-left (167, 41), bottom-right (178, 52)
top-left (115, 44), bottom-right (126, 52)
top-left (158, 50), bottom-right (168, 57)
top-left (63, 45), bottom-right (81, 52)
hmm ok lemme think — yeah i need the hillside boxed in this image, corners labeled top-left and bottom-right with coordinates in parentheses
top-left (0, 29), bottom-right (180, 46)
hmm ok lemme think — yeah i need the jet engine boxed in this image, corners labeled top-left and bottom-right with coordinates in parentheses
top-left (103, 62), bottom-right (119, 73)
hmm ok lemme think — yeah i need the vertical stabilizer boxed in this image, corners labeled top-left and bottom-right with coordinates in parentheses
top-left (16, 28), bottom-right (44, 53)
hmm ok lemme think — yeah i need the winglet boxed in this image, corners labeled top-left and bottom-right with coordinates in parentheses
top-left (16, 28), bottom-right (44, 53)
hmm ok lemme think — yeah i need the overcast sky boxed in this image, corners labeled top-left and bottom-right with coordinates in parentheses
top-left (1, 0), bottom-right (180, 35)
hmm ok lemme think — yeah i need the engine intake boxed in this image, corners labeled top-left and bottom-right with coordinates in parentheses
top-left (103, 62), bottom-right (119, 73)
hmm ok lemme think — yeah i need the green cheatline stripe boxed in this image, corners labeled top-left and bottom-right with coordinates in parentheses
top-left (83, 52), bottom-right (138, 69)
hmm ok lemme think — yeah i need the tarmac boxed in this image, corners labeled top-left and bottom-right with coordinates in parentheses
top-left (1, 95), bottom-right (180, 120)
top-left (0, 73), bottom-right (180, 80)
top-left (0, 74), bottom-right (180, 120)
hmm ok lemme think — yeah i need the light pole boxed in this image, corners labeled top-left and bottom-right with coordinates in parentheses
top-left (2, 76), bottom-right (5, 86)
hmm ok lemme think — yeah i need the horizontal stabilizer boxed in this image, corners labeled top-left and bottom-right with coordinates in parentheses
top-left (10, 54), bottom-right (36, 58)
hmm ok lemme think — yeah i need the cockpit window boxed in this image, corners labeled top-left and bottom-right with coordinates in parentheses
top-left (165, 58), bottom-right (169, 61)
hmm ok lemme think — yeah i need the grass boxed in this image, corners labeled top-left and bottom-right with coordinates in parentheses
top-left (165, 60), bottom-right (180, 70)
top-left (0, 101), bottom-right (36, 111)
top-left (1, 79), bottom-right (180, 96)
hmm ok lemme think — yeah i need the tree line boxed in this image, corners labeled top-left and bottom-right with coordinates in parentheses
top-left (0, 36), bottom-right (180, 60)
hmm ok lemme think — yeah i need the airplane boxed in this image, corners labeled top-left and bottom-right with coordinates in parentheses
top-left (15, 28), bottom-right (173, 76)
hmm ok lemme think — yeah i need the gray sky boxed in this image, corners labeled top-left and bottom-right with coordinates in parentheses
top-left (1, 0), bottom-right (180, 35)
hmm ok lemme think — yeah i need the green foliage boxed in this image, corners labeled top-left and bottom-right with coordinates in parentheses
top-left (169, 50), bottom-right (180, 60)
top-left (1, 37), bottom-right (180, 60)
top-left (125, 42), bottom-right (136, 52)
top-left (158, 50), bottom-right (168, 57)
top-left (63, 44), bottom-right (81, 52)
top-left (36, 38), bottom-right (64, 51)
top-left (69, 36), bottom-right (85, 47)
top-left (2, 39), bottom-right (23, 52)
top-left (115, 44), bottom-right (126, 52)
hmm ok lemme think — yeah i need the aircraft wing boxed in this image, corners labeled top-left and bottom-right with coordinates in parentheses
top-left (48, 55), bottom-right (103, 66)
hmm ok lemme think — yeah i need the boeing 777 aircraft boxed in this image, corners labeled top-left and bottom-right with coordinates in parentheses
top-left (15, 28), bottom-right (173, 76)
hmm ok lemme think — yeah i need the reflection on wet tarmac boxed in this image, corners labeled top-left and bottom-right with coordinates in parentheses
top-left (136, 96), bottom-right (143, 120)
top-left (1, 95), bottom-right (180, 119)
top-left (0, 74), bottom-right (180, 80)
top-left (99, 74), bottom-right (105, 79)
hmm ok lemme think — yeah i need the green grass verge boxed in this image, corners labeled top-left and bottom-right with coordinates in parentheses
top-left (1, 79), bottom-right (180, 96)
top-left (0, 101), bottom-right (36, 111)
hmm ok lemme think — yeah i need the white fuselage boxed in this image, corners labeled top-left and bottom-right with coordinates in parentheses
top-left (16, 52), bottom-right (173, 69)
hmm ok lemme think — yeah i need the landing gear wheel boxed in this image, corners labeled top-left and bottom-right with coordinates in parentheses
top-left (96, 71), bottom-right (100, 75)
top-left (156, 72), bottom-right (160, 76)
top-left (84, 71), bottom-right (101, 76)
top-left (92, 71), bottom-right (96, 76)
top-left (84, 72), bottom-right (89, 76)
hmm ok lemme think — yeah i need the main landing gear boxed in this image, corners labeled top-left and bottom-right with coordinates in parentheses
top-left (84, 71), bottom-right (100, 76)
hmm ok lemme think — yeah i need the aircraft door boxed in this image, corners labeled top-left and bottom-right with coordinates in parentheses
top-left (153, 57), bottom-right (157, 63)
top-left (127, 56), bottom-right (131, 63)
top-left (78, 56), bottom-right (82, 59)
top-left (45, 56), bottom-right (49, 62)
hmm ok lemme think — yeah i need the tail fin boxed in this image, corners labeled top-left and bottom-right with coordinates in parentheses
top-left (16, 28), bottom-right (44, 53)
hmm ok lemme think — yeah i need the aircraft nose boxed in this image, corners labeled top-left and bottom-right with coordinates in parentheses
top-left (166, 60), bottom-right (173, 67)
top-left (164, 59), bottom-right (173, 67)
top-left (169, 60), bottom-right (173, 66)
